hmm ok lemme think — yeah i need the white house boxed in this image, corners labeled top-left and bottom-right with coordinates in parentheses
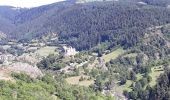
top-left (63, 45), bottom-right (78, 56)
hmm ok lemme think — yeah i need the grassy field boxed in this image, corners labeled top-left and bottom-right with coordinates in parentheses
top-left (123, 53), bottom-right (138, 58)
top-left (149, 66), bottom-right (164, 87)
top-left (136, 73), bottom-right (143, 81)
top-left (34, 46), bottom-right (58, 57)
top-left (102, 48), bottom-right (125, 62)
top-left (115, 80), bottom-right (133, 93)
top-left (115, 69), bottom-right (162, 93)
top-left (115, 67), bottom-right (163, 93)
top-left (116, 66), bottom-right (164, 92)
top-left (65, 76), bottom-right (94, 87)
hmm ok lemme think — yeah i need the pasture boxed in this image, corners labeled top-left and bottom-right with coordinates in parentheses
top-left (102, 48), bottom-right (125, 62)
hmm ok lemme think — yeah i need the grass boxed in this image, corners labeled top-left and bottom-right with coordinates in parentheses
top-left (115, 68), bottom-right (163, 93)
top-left (102, 48), bottom-right (125, 62)
top-left (87, 58), bottom-right (98, 70)
top-left (116, 66), bottom-right (164, 92)
top-left (149, 66), bottom-right (164, 87)
top-left (115, 69), bottom-right (162, 93)
top-left (34, 46), bottom-right (58, 57)
top-left (65, 76), bottom-right (94, 87)
top-left (123, 53), bottom-right (138, 58)
top-left (136, 73), bottom-right (143, 81)
top-left (115, 80), bottom-right (133, 93)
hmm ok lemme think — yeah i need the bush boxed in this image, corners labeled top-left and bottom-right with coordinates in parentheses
top-left (11, 72), bottom-right (33, 83)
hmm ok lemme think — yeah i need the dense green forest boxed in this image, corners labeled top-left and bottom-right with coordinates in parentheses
top-left (1, 0), bottom-right (170, 50)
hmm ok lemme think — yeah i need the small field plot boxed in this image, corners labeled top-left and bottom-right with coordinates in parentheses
top-left (102, 48), bottom-right (125, 62)
top-left (123, 53), bottom-right (138, 58)
top-left (65, 76), bottom-right (94, 87)
top-left (115, 80), bottom-right (133, 93)
top-left (149, 66), bottom-right (164, 87)
top-left (34, 46), bottom-right (58, 57)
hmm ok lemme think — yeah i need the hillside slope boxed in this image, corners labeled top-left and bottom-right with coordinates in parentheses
top-left (0, 6), bottom-right (26, 36)
top-left (0, 0), bottom-right (170, 50)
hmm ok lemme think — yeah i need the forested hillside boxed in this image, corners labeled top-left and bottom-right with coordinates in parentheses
top-left (142, 0), bottom-right (170, 7)
top-left (0, 6), bottom-right (26, 36)
top-left (1, 0), bottom-right (170, 50)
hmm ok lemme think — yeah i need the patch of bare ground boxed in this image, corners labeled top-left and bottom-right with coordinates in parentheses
top-left (0, 62), bottom-right (43, 81)
top-left (8, 62), bottom-right (43, 78)
top-left (0, 67), bottom-right (14, 81)
top-left (17, 54), bottom-right (39, 65)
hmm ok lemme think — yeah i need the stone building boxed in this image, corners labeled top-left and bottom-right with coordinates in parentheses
top-left (62, 45), bottom-right (78, 56)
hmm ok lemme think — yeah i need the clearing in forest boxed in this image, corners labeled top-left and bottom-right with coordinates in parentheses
top-left (115, 80), bottom-right (133, 93)
top-left (149, 66), bottom-right (164, 87)
top-left (65, 76), bottom-right (94, 87)
top-left (102, 48), bottom-right (125, 62)
top-left (34, 46), bottom-right (58, 57)
top-left (123, 53), bottom-right (138, 58)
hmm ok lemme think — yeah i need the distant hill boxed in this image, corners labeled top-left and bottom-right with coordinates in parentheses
top-left (75, 0), bottom-right (113, 3)
top-left (0, 0), bottom-right (170, 50)
top-left (0, 6), bottom-right (26, 36)
top-left (142, 0), bottom-right (170, 7)
top-left (0, 6), bottom-right (21, 20)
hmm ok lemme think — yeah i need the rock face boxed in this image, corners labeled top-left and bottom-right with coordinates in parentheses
top-left (63, 46), bottom-right (78, 56)
top-left (17, 54), bottom-right (38, 65)
top-left (0, 62), bottom-right (43, 81)
top-left (8, 62), bottom-right (43, 78)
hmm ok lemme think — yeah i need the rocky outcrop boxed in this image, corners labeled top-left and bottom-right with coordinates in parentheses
top-left (8, 62), bottom-right (43, 78)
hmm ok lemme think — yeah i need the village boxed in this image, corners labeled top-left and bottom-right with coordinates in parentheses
top-left (0, 38), bottom-right (128, 99)
top-left (0, 29), bottom-right (165, 100)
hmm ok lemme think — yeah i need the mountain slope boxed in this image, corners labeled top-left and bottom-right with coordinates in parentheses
top-left (1, 0), bottom-right (170, 50)
top-left (0, 6), bottom-right (27, 36)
